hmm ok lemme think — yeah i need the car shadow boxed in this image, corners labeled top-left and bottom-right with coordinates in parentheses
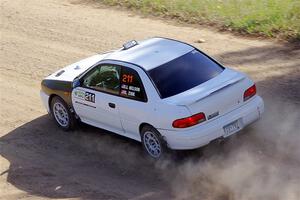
top-left (0, 115), bottom-right (172, 199)
top-left (1, 113), bottom-right (272, 200)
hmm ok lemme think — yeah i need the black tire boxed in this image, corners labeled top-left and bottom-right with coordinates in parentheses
top-left (50, 96), bottom-right (76, 131)
top-left (140, 125), bottom-right (167, 159)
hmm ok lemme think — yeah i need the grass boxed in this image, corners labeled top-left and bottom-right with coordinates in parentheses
top-left (100, 0), bottom-right (300, 41)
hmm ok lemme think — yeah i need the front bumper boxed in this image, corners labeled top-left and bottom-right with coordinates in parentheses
top-left (159, 96), bottom-right (264, 150)
top-left (40, 90), bottom-right (50, 113)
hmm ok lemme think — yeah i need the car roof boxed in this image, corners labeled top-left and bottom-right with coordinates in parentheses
top-left (103, 37), bottom-right (194, 71)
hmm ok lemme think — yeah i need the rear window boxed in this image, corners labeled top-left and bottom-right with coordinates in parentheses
top-left (148, 50), bottom-right (224, 98)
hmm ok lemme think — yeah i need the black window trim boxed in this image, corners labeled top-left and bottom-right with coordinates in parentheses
top-left (101, 60), bottom-right (163, 99)
top-left (80, 62), bottom-right (148, 103)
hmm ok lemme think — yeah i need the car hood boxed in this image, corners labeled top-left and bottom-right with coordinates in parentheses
top-left (44, 54), bottom-right (109, 82)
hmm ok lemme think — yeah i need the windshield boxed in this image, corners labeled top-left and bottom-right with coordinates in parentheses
top-left (148, 50), bottom-right (224, 98)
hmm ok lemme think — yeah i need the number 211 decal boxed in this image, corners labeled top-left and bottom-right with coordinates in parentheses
top-left (85, 92), bottom-right (95, 103)
top-left (122, 74), bottom-right (134, 83)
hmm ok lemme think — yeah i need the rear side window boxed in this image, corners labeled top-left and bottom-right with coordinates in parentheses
top-left (148, 50), bottom-right (224, 98)
top-left (120, 67), bottom-right (147, 102)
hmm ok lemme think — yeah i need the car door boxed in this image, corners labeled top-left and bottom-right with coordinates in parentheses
top-left (116, 65), bottom-right (149, 140)
top-left (72, 64), bottom-right (124, 134)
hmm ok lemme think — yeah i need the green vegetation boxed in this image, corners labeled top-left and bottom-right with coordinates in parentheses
top-left (101, 0), bottom-right (300, 41)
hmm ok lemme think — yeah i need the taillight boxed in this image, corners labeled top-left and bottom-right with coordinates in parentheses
top-left (244, 84), bottom-right (256, 101)
top-left (172, 113), bottom-right (206, 128)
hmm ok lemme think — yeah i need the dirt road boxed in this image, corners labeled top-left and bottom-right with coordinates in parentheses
top-left (0, 0), bottom-right (300, 199)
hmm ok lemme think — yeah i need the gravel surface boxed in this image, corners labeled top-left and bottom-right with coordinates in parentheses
top-left (0, 0), bottom-right (299, 199)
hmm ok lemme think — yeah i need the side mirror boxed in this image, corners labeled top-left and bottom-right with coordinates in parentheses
top-left (72, 78), bottom-right (81, 88)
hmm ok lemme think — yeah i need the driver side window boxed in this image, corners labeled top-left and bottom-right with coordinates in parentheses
top-left (83, 65), bottom-right (121, 95)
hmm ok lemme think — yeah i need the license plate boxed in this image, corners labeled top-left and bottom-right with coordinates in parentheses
top-left (223, 120), bottom-right (240, 137)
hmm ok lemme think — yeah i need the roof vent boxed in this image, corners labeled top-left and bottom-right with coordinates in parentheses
top-left (122, 40), bottom-right (138, 50)
top-left (74, 65), bottom-right (80, 70)
top-left (55, 70), bottom-right (65, 77)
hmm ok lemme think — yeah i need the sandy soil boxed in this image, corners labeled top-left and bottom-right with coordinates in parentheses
top-left (0, 0), bottom-right (300, 199)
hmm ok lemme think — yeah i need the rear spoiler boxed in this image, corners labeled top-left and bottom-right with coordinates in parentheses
top-left (178, 75), bottom-right (245, 106)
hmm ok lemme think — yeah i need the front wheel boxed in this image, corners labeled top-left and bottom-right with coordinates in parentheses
top-left (50, 96), bottom-right (76, 131)
top-left (141, 125), bottom-right (166, 159)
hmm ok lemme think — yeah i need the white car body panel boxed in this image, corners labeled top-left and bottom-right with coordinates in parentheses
top-left (159, 95), bottom-right (264, 149)
top-left (73, 86), bottom-right (124, 133)
top-left (41, 37), bottom-right (265, 151)
top-left (104, 38), bottom-right (194, 70)
top-left (40, 90), bottom-right (50, 113)
top-left (72, 60), bottom-right (191, 141)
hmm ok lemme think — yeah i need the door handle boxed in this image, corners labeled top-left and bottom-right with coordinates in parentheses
top-left (108, 103), bottom-right (116, 108)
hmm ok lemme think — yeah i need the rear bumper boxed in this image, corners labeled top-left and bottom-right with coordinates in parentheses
top-left (40, 90), bottom-right (50, 113)
top-left (159, 96), bottom-right (264, 150)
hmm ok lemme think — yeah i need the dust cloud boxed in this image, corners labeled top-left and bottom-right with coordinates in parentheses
top-left (156, 99), bottom-right (300, 200)
top-left (72, 99), bottom-right (300, 200)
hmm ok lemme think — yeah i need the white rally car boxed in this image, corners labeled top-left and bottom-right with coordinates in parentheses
top-left (40, 37), bottom-right (264, 158)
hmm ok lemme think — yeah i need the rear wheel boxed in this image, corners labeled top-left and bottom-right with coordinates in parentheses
top-left (141, 125), bottom-right (166, 159)
top-left (50, 96), bottom-right (76, 131)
